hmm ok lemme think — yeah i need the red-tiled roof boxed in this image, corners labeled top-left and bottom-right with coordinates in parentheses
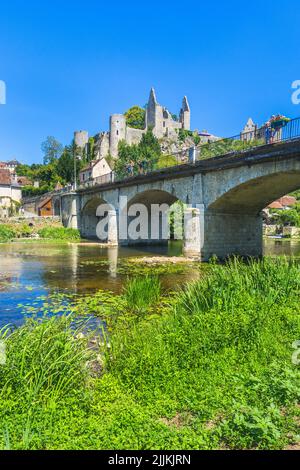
top-left (268, 195), bottom-right (297, 210)
top-left (268, 201), bottom-right (283, 209)
top-left (279, 196), bottom-right (297, 207)
top-left (17, 176), bottom-right (32, 186)
top-left (0, 169), bottom-right (11, 185)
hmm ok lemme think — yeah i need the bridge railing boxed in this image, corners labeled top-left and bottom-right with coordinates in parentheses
top-left (195, 117), bottom-right (299, 161)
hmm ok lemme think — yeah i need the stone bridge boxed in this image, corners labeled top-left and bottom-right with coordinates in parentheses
top-left (54, 139), bottom-right (300, 260)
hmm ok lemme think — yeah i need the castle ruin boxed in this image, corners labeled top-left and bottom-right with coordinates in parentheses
top-left (74, 88), bottom-right (191, 159)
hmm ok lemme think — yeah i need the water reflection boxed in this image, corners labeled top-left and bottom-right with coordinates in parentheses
top-left (263, 238), bottom-right (300, 257)
top-left (0, 241), bottom-right (194, 327)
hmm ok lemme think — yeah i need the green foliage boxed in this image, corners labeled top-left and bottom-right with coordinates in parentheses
top-left (38, 227), bottom-right (81, 240)
top-left (0, 225), bottom-right (15, 242)
top-left (122, 276), bottom-right (161, 314)
top-left (200, 137), bottom-right (265, 159)
top-left (270, 208), bottom-right (300, 228)
top-left (1, 258), bottom-right (300, 449)
top-left (124, 106), bottom-right (145, 130)
top-left (56, 145), bottom-right (75, 184)
top-left (178, 129), bottom-right (201, 145)
top-left (22, 185), bottom-right (52, 197)
top-left (41, 136), bottom-right (63, 165)
top-left (17, 137), bottom-right (83, 192)
top-left (104, 257), bottom-right (300, 449)
top-left (115, 129), bottom-right (161, 178)
top-left (87, 137), bottom-right (95, 162)
top-left (157, 154), bottom-right (178, 169)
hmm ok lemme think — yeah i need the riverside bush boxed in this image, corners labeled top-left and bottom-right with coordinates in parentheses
top-left (0, 225), bottom-right (15, 242)
top-left (38, 227), bottom-right (81, 240)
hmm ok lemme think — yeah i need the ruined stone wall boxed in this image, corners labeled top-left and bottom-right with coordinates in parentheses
top-left (126, 127), bottom-right (145, 145)
top-left (96, 132), bottom-right (110, 159)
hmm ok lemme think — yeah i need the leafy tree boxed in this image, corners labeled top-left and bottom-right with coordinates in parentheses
top-left (115, 129), bottom-right (161, 179)
top-left (124, 106), bottom-right (145, 130)
top-left (41, 136), bottom-right (63, 165)
top-left (87, 137), bottom-right (96, 162)
top-left (271, 209), bottom-right (300, 227)
top-left (57, 145), bottom-right (75, 183)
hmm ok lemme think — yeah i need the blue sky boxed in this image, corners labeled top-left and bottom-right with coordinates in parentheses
top-left (0, 0), bottom-right (300, 164)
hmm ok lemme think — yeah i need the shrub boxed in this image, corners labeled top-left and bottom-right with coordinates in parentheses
top-left (38, 227), bottom-right (81, 240)
top-left (0, 225), bottom-right (16, 242)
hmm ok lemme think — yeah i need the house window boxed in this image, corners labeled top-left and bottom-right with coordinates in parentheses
top-left (163, 122), bottom-right (166, 128)
top-left (117, 130), bottom-right (119, 136)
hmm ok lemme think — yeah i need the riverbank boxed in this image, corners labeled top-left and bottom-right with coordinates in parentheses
top-left (0, 222), bottom-right (80, 243)
top-left (0, 257), bottom-right (299, 450)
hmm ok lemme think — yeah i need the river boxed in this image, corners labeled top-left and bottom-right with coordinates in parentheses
top-left (0, 238), bottom-right (299, 327)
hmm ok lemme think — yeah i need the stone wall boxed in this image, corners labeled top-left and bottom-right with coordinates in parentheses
top-left (283, 226), bottom-right (300, 238)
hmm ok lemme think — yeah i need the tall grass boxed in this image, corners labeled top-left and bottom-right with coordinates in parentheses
top-left (122, 275), bottom-right (161, 313)
top-left (0, 316), bottom-right (92, 449)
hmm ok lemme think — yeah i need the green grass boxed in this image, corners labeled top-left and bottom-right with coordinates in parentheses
top-left (37, 227), bottom-right (81, 240)
top-left (0, 257), bottom-right (299, 449)
top-left (122, 275), bottom-right (162, 313)
top-left (0, 224), bottom-right (81, 243)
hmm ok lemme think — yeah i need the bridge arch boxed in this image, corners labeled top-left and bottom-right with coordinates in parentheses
top-left (208, 170), bottom-right (300, 215)
top-left (123, 189), bottom-right (182, 246)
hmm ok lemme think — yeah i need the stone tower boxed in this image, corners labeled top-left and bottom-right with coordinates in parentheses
top-left (74, 130), bottom-right (89, 149)
top-left (109, 114), bottom-right (127, 158)
top-left (241, 118), bottom-right (257, 141)
top-left (179, 96), bottom-right (191, 130)
top-left (145, 88), bottom-right (191, 139)
top-left (146, 88), bottom-right (163, 133)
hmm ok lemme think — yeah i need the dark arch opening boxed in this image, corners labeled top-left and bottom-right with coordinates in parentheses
top-left (209, 171), bottom-right (300, 215)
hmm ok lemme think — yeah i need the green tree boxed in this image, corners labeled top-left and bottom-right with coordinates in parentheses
top-left (115, 129), bottom-right (161, 179)
top-left (124, 106), bottom-right (145, 130)
top-left (272, 209), bottom-right (300, 227)
top-left (35, 161), bottom-right (60, 189)
top-left (87, 137), bottom-right (95, 162)
top-left (41, 136), bottom-right (63, 165)
top-left (57, 145), bottom-right (75, 183)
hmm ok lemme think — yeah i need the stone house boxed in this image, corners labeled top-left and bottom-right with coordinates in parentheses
top-left (0, 169), bottom-right (22, 217)
top-left (79, 157), bottom-right (112, 185)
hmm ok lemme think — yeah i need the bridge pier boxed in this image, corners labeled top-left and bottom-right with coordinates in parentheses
top-left (183, 207), bottom-right (202, 258)
top-left (107, 209), bottom-right (119, 245)
top-left (201, 211), bottom-right (263, 261)
top-left (61, 194), bottom-right (81, 230)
